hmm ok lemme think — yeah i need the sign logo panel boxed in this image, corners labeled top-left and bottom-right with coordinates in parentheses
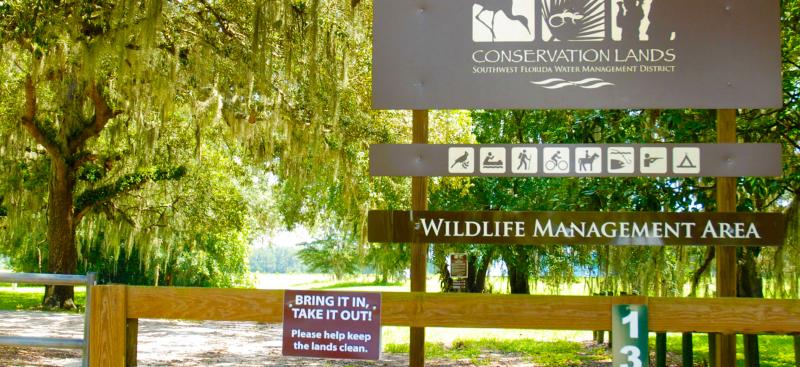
top-left (373, 0), bottom-right (781, 108)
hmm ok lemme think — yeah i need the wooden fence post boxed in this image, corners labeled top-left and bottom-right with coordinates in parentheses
top-left (126, 319), bottom-right (139, 367)
top-left (682, 332), bottom-right (693, 367)
top-left (90, 285), bottom-right (127, 367)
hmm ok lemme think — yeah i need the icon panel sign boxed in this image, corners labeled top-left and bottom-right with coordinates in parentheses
top-left (371, 144), bottom-right (781, 178)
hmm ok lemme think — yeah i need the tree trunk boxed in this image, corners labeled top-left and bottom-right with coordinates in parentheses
top-left (468, 248), bottom-right (494, 293)
top-left (739, 247), bottom-right (763, 367)
top-left (43, 157), bottom-right (78, 309)
top-left (505, 249), bottom-right (530, 294)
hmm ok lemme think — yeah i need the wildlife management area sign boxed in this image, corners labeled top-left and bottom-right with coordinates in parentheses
top-left (368, 211), bottom-right (786, 246)
top-left (373, 0), bottom-right (781, 109)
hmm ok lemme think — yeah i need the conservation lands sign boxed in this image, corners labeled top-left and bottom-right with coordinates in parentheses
top-left (283, 290), bottom-right (382, 360)
top-left (373, 0), bottom-right (781, 109)
top-left (368, 211), bottom-right (785, 246)
top-left (370, 144), bottom-right (782, 177)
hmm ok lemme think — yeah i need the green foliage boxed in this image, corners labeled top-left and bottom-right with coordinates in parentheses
top-left (249, 246), bottom-right (308, 273)
top-left (297, 234), bottom-right (359, 280)
top-left (74, 166), bottom-right (187, 215)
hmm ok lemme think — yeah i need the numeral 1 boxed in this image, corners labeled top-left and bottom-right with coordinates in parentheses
top-left (621, 310), bottom-right (639, 339)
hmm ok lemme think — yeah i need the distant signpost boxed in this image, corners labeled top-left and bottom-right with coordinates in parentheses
top-left (450, 254), bottom-right (469, 278)
top-left (282, 290), bottom-right (382, 360)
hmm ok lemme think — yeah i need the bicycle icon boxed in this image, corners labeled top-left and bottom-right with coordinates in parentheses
top-left (544, 150), bottom-right (568, 171)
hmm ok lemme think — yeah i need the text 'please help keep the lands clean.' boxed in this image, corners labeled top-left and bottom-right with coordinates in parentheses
top-left (282, 290), bottom-right (382, 360)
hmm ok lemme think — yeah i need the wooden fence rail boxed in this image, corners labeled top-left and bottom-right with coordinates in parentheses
top-left (89, 285), bottom-right (800, 366)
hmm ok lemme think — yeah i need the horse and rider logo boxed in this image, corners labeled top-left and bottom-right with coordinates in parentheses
top-left (473, 0), bottom-right (672, 43)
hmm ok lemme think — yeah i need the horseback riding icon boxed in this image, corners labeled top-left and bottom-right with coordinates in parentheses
top-left (576, 148), bottom-right (601, 173)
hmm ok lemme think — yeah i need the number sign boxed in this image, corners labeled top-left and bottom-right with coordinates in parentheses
top-left (612, 304), bottom-right (649, 367)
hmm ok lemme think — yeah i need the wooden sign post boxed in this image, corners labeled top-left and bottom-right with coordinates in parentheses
top-left (715, 109), bottom-right (737, 366)
top-left (410, 110), bottom-right (428, 367)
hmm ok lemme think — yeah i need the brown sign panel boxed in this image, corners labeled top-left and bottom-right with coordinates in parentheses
top-left (368, 211), bottom-right (785, 246)
top-left (282, 290), bottom-right (381, 360)
top-left (450, 253), bottom-right (469, 278)
top-left (370, 144), bottom-right (783, 178)
top-left (373, 0), bottom-right (781, 109)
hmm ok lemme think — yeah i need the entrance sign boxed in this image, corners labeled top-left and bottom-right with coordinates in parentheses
top-left (612, 304), bottom-right (649, 367)
top-left (282, 290), bottom-right (382, 360)
top-left (373, 0), bottom-right (780, 109)
top-left (368, 210), bottom-right (785, 246)
top-left (370, 144), bottom-right (782, 177)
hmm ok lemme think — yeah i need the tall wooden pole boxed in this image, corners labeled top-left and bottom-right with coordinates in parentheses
top-left (410, 110), bottom-right (429, 367)
top-left (715, 109), bottom-right (738, 366)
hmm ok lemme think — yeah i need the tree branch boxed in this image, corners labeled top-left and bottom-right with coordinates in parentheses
top-left (197, 0), bottom-right (246, 42)
top-left (689, 247), bottom-right (715, 297)
top-left (20, 75), bottom-right (63, 157)
top-left (68, 82), bottom-right (122, 154)
top-left (73, 166), bottom-right (188, 226)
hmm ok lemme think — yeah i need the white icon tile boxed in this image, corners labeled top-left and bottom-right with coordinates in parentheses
top-left (543, 147), bottom-right (570, 174)
top-left (511, 147), bottom-right (538, 174)
top-left (448, 147), bottom-right (475, 174)
top-left (479, 147), bottom-right (507, 173)
top-left (640, 147), bottom-right (667, 174)
top-left (673, 147), bottom-right (700, 174)
top-left (607, 147), bottom-right (635, 173)
top-left (575, 147), bottom-right (602, 174)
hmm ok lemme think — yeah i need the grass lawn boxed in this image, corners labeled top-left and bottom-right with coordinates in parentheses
top-left (0, 285), bottom-right (87, 312)
top-left (385, 338), bottom-right (607, 366)
top-left (659, 333), bottom-right (799, 367)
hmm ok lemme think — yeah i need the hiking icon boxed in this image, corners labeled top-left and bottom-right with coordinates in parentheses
top-left (511, 147), bottom-right (537, 174)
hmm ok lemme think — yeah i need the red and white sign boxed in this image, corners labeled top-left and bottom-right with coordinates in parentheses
top-left (282, 290), bottom-right (382, 360)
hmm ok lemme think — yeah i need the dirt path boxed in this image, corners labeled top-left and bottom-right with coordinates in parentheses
top-left (1, 311), bottom-right (546, 366)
